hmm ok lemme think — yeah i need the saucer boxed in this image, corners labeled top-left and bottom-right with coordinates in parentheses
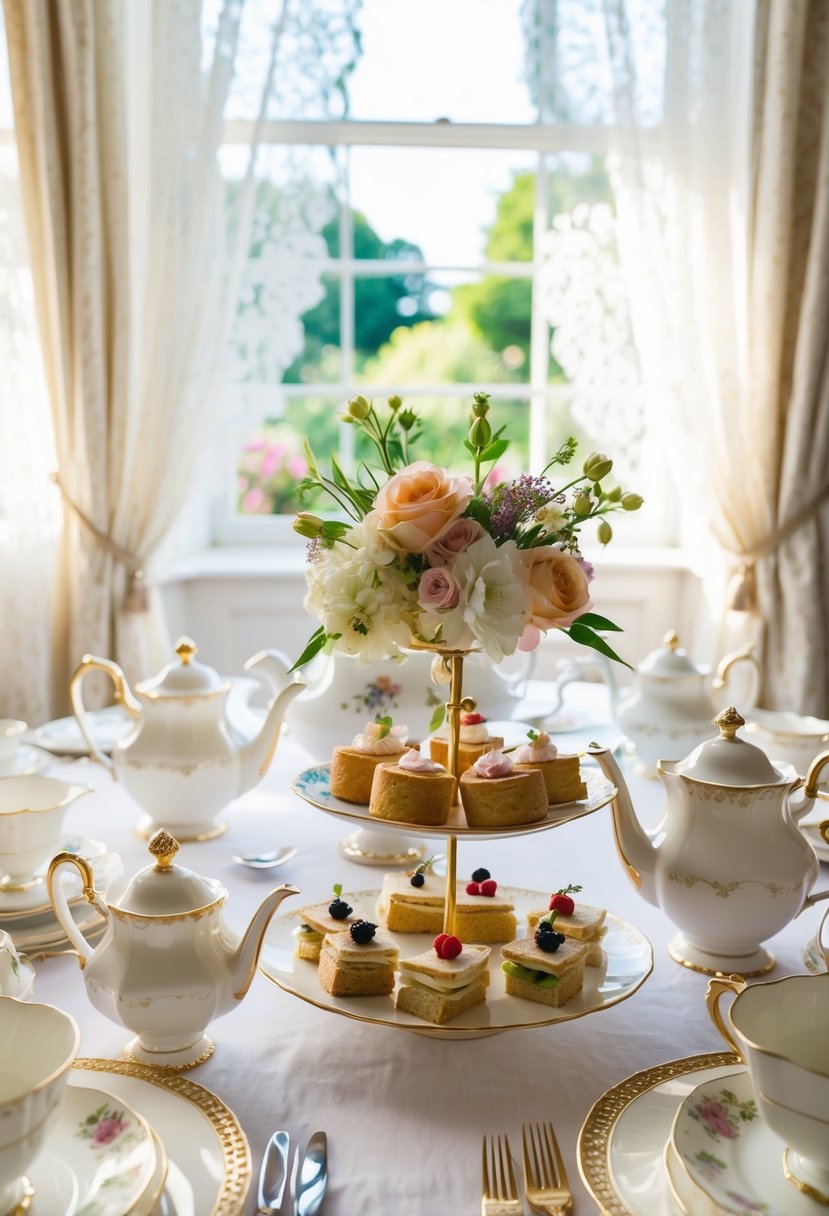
top-left (803, 933), bottom-right (828, 974)
top-left (0, 838), bottom-right (120, 915)
top-left (27, 1082), bottom-right (159, 1216)
top-left (0, 744), bottom-right (50, 777)
top-left (672, 1068), bottom-right (823, 1215)
top-left (30, 706), bottom-right (133, 757)
top-left (577, 1052), bottom-right (740, 1215)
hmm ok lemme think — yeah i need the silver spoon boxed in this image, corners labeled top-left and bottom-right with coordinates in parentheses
top-left (232, 846), bottom-right (298, 871)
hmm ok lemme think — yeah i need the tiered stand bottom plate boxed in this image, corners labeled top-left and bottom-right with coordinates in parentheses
top-left (259, 886), bottom-right (652, 1040)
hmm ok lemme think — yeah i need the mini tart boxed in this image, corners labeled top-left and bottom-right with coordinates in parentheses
top-left (526, 903), bottom-right (607, 967)
top-left (500, 936), bottom-right (589, 1007)
top-left (513, 753), bottom-right (587, 804)
top-left (459, 766), bottom-right (548, 828)
top-left (330, 744), bottom-right (415, 805)
top-left (395, 944), bottom-right (491, 1025)
top-left (429, 734), bottom-right (505, 776)
top-left (318, 927), bottom-right (399, 997)
top-left (368, 759), bottom-right (455, 826)
top-left (293, 899), bottom-right (357, 962)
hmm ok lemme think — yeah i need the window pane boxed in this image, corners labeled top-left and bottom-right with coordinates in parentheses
top-left (236, 394), bottom-right (341, 516)
top-left (282, 273), bottom-right (342, 385)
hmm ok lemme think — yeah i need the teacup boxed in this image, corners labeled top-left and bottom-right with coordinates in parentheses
top-left (0, 721), bottom-right (26, 776)
top-left (745, 708), bottom-right (829, 784)
top-left (0, 931), bottom-right (33, 1000)
top-left (707, 961), bottom-right (829, 1204)
top-left (0, 996), bottom-right (79, 1213)
top-left (0, 776), bottom-right (90, 890)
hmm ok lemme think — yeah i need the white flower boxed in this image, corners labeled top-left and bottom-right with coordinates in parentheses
top-left (535, 500), bottom-right (567, 532)
top-left (417, 534), bottom-right (528, 662)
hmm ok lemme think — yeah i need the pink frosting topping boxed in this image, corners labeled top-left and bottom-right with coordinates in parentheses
top-left (399, 749), bottom-right (444, 774)
top-left (472, 749), bottom-right (514, 779)
top-left (513, 731), bottom-right (558, 764)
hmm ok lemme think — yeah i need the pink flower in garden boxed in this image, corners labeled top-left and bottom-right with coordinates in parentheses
top-left (242, 488), bottom-right (267, 513)
top-left (418, 566), bottom-right (461, 610)
top-left (260, 446), bottom-right (280, 479)
top-left (484, 463), bottom-right (507, 490)
top-left (242, 438), bottom-right (267, 453)
top-left (426, 517), bottom-right (485, 567)
top-left (92, 1115), bottom-right (127, 1146)
top-left (697, 1100), bottom-right (735, 1138)
top-left (288, 456), bottom-right (308, 478)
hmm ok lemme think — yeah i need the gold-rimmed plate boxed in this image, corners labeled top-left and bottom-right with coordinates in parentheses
top-left (259, 886), bottom-right (652, 1039)
top-left (291, 763), bottom-right (616, 840)
top-left (71, 1058), bottom-right (251, 1215)
top-left (577, 1052), bottom-right (741, 1215)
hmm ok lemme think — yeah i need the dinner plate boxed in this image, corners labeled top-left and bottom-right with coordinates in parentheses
top-left (577, 1053), bottom-right (740, 1215)
top-left (71, 1058), bottom-right (252, 1215)
top-left (28, 1083), bottom-right (160, 1216)
top-left (30, 706), bottom-right (133, 757)
top-left (672, 1068), bottom-right (822, 1216)
top-left (259, 886), bottom-right (652, 1038)
top-left (0, 839), bottom-right (121, 916)
top-left (0, 743), bottom-right (50, 777)
top-left (291, 761), bottom-right (616, 840)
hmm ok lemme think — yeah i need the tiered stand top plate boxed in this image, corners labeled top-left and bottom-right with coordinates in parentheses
top-left (259, 886), bottom-right (653, 1038)
top-left (291, 762), bottom-right (617, 839)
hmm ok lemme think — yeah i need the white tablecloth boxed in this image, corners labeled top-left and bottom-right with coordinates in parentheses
top-left (27, 688), bottom-right (827, 1215)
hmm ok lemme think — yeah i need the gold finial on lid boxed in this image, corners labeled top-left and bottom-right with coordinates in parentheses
top-left (175, 637), bottom-right (198, 665)
top-left (714, 706), bottom-right (745, 740)
top-left (663, 631), bottom-right (680, 651)
top-left (148, 829), bottom-right (180, 870)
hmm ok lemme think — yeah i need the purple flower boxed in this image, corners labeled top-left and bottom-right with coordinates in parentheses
top-left (575, 554), bottom-right (595, 582)
top-left (486, 474), bottom-right (557, 541)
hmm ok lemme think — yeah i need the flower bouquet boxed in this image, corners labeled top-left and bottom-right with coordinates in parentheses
top-left (291, 392), bottom-right (642, 670)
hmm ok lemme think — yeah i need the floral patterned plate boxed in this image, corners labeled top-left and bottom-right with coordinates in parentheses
top-left (671, 1068), bottom-right (822, 1216)
top-left (27, 1083), bottom-right (161, 1216)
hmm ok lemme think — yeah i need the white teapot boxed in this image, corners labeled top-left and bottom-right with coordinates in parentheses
top-left (603, 631), bottom-right (760, 774)
top-left (590, 707), bottom-right (829, 977)
top-left (47, 830), bottom-right (299, 1069)
top-left (71, 637), bottom-right (305, 840)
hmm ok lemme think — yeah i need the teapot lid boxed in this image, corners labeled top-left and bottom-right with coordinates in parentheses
top-left (673, 707), bottom-right (788, 786)
top-left (110, 831), bottom-right (226, 916)
top-left (638, 631), bottom-right (703, 678)
top-left (135, 638), bottom-right (229, 698)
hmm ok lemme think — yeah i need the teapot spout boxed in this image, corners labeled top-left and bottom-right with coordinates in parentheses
top-left (244, 649), bottom-right (294, 697)
top-left (587, 744), bottom-right (660, 906)
top-left (237, 680), bottom-right (306, 792)
top-left (229, 883), bottom-right (300, 1001)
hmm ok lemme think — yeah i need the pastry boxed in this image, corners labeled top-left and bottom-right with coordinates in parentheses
top-left (511, 730), bottom-right (587, 804)
top-left (369, 748), bottom-right (455, 826)
top-left (527, 885), bottom-right (607, 966)
top-left (501, 932), bottom-right (589, 1007)
top-left (293, 883), bottom-right (358, 962)
top-left (376, 864), bottom-right (447, 934)
top-left (330, 717), bottom-right (411, 804)
top-left (429, 712), bottom-right (504, 775)
top-left (318, 921), bottom-right (399, 997)
top-left (395, 936), bottom-right (491, 1025)
top-left (459, 750), bottom-right (548, 828)
top-left (455, 868), bottom-right (517, 942)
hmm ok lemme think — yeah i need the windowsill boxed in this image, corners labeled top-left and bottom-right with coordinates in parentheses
top-left (167, 543), bottom-right (693, 583)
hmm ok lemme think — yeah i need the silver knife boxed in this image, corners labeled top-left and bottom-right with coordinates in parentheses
top-left (258, 1130), bottom-right (291, 1215)
top-left (294, 1131), bottom-right (328, 1216)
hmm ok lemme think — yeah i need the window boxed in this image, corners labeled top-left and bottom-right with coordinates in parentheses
top-left (209, 0), bottom-right (668, 546)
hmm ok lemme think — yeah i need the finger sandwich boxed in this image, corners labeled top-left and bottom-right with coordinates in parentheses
top-left (376, 871), bottom-right (447, 935)
top-left (527, 904), bottom-right (607, 966)
top-left (395, 943), bottom-right (491, 1024)
top-left (454, 882), bottom-right (517, 943)
top-left (293, 898), bottom-right (357, 962)
top-left (318, 923), bottom-right (399, 997)
top-left (501, 937), bottom-right (589, 1007)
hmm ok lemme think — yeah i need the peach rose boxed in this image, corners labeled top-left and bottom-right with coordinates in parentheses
top-left (368, 461), bottom-right (473, 553)
top-left (519, 546), bottom-right (592, 650)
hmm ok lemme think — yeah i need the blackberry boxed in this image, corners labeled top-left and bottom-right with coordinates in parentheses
top-left (536, 929), bottom-right (565, 953)
top-left (328, 897), bottom-right (352, 920)
top-left (349, 920), bottom-right (377, 945)
top-left (471, 867), bottom-right (491, 883)
top-left (410, 872), bottom-right (425, 888)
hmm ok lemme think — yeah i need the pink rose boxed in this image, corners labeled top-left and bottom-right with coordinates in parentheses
top-left (418, 567), bottom-right (461, 610)
top-left (426, 518), bottom-right (485, 566)
top-left (92, 1115), bottom-right (127, 1145)
top-left (368, 461), bottom-right (473, 553)
top-left (518, 546), bottom-right (592, 651)
top-left (697, 1100), bottom-right (735, 1138)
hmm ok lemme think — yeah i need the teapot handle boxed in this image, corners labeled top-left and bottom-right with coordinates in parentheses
top-left (788, 751), bottom-right (829, 823)
top-left (46, 853), bottom-right (106, 967)
top-left (712, 645), bottom-right (761, 711)
top-left (704, 974), bottom-right (747, 1059)
top-left (70, 655), bottom-right (141, 772)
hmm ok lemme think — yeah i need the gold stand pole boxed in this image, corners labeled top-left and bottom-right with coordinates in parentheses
top-left (442, 652), bottom-right (476, 936)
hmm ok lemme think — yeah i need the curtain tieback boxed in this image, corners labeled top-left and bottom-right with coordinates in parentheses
top-left (51, 473), bottom-right (149, 613)
top-left (723, 482), bottom-right (829, 612)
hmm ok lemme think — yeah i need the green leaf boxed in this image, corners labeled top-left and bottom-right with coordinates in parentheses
top-left (302, 436), bottom-right (321, 480)
top-left (333, 883), bottom-right (342, 898)
top-left (463, 440), bottom-right (476, 456)
top-left (428, 704), bottom-right (446, 733)
top-left (287, 627), bottom-right (328, 673)
top-left (571, 612), bottom-right (624, 633)
top-left (566, 622), bottom-right (632, 669)
top-left (480, 438), bottom-right (509, 463)
top-left (375, 713), bottom-right (392, 739)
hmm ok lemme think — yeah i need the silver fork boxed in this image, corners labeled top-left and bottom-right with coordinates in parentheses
top-left (481, 1133), bottom-right (522, 1216)
top-left (522, 1121), bottom-right (573, 1214)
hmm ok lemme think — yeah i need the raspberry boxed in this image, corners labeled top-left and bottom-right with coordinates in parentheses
top-left (466, 881), bottom-right (481, 895)
top-left (461, 712), bottom-right (485, 726)
top-left (549, 893), bottom-right (575, 917)
top-left (439, 935), bottom-right (463, 960)
top-left (433, 933), bottom-right (450, 957)
top-left (480, 879), bottom-right (497, 897)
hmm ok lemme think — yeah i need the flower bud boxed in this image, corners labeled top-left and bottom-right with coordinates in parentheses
top-left (346, 395), bottom-right (371, 421)
top-left (606, 485), bottom-right (623, 502)
top-left (469, 417), bottom-right (492, 448)
top-left (572, 491), bottom-right (592, 517)
top-left (398, 408), bottom-right (417, 432)
top-left (388, 394), bottom-right (402, 412)
top-left (621, 492), bottom-right (644, 511)
top-left (472, 391), bottom-right (491, 418)
top-left (584, 452), bottom-right (613, 481)
top-left (293, 512), bottom-right (324, 539)
top-left (597, 520), bottom-right (613, 546)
